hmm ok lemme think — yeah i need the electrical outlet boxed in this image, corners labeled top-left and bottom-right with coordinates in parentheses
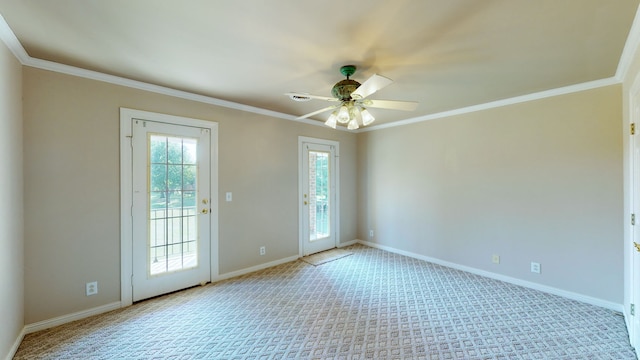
top-left (259, 246), bottom-right (266, 256)
top-left (369, 230), bottom-right (374, 238)
top-left (531, 262), bottom-right (541, 274)
top-left (86, 281), bottom-right (98, 296)
top-left (492, 254), bottom-right (500, 264)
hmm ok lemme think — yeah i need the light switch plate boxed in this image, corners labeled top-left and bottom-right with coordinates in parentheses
top-left (226, 192), bottom-right (232, 202)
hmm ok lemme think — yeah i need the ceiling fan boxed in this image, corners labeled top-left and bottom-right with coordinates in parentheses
top-left (285, 65), bottom-right (418, 130)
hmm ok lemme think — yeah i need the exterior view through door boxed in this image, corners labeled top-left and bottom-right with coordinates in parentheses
top-left (120, 108), bottom-right (218, 305)
top-left (299, 137), bottom-right (339, 256)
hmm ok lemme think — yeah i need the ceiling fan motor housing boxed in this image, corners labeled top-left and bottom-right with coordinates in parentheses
top-left (331, 79), bottom-right (361, 101)
top-left (331, 65), bottom-right (361, 101)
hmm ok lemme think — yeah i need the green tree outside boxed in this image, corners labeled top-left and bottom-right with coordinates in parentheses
top-left (149, 136), bottom-right (197, 209)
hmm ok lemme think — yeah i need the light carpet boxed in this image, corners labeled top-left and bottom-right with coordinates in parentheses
top-left (301, 248), bottom-right (353, 266)
top-left (13, 245), bottom-right (636, 359)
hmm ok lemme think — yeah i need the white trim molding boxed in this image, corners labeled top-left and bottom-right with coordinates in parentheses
top-left (0, 13), bottom-right (28, 62)
top-left (119, 108), bottom-right (219, 307)
top-left (5, 327), bottom-right (25, 360)
top-left (616, 3), bottom-right (640, 81)
top-left (0, 12), bottom-right (346, 131)
top-left (215, 255), bottom-right (300, 282)
top-left (339, 239), bottom-right (359, 248)
top-left (1, 11), bottom-right (638, 133)
top-left (361, 77), bottom-right (620, 132)
top-left (298, 136), bottom-right (341, 257)
top-left (24, 301), bottom-right (122, 335)
top-left (358, 240), bottom-right (623, 312)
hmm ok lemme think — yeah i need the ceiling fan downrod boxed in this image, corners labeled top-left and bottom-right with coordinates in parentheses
top-left (339, 65), bottom-right (356, 79)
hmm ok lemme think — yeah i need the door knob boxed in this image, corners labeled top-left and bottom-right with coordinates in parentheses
top-left (635, 242), bottom-right (640, 253)
top-left (201, 209), bottom-right (208, 214)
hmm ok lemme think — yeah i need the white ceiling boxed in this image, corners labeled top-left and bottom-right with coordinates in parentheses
top-left (0, 1), bottom-right (638, 128)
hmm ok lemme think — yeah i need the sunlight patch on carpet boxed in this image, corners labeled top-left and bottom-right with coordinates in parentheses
top-left (301, 248), bottom-right (353, 266)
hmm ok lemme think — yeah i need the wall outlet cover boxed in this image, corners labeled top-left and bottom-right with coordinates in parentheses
top-left (86, 281), bottom-right (98, 296)
top-left (531, 262), bottom-right (541, 274)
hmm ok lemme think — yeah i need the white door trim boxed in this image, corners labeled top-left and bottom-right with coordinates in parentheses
top-left (298, 136), bottom-right (340, 256)
top-left (628, 72), bottom-right (640, 353)
top-left (120, 108), bottom-right (218, 307)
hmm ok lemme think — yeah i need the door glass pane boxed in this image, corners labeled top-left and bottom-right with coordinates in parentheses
top-left (309, 151), bottom-right (330, 241)
top-left (149, 134), bottom-right (199, 275)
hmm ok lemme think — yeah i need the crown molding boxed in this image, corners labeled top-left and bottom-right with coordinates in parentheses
top-left (24, 57), bottom-right (337, 128)
top-left (360, 77), bottom-right (620, 132)
top-left (616, 3), bottom-right (640, 81)
top-left (0, 12), bottom-right (28, 62)
top-left (0, 12), bottom-right (346, 131)
top-left (0, 11), bottom-right (632, 134)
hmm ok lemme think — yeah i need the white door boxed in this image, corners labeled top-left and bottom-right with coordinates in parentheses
top-left (131, 119), bottom-right (211, 301)
top-left (300, 137), bottom-right (339, 255)
top-left (631, 86), bottom-right (640, 354)
top-left (632, 99), bottom-right (640, 351)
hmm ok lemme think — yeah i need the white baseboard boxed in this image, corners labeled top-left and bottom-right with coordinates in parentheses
top-left (16, 238), bottom-right (619, 358)
top-left (5, 327), bottom-right (25, 360)
top-left (358, 240), bottom-right (624, 312)
top-left (24, 301), bottom-right (122, 335)
top-left (18, 253), bottom-right (303, 345)
top-left (215, 240), bottom-right (363, 281)
top-left (339, 239), bottom-right (359, 247)
top-left (214, 255), bottom-right (300, 282)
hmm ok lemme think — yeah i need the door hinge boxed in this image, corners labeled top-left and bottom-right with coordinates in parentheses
top-left (632, 123), bottom-right (636, 135)
top-left (633, 214), bottom-right (636, 226)
top-left (632, 303), bottom-right (635, 316)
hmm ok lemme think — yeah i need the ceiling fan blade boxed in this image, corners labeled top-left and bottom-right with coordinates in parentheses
top-left (365, 99), bottom-right (419, 111)
top-left (296, 105), bottom-right (339, 120)
top-left (351, 74), bottom-right (393, 99)
top-left (285, 92), bottom-right (339, 102)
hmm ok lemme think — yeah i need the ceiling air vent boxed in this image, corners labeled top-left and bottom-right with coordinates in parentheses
top-left (288, 94), bottom-right (311, 102)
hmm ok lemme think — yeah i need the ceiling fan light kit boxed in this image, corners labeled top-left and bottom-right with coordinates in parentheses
top-left (286, 65), bottom-right (418, 130)
top-left (337, 104), bottom-right (350, 123)
top-left (325, 112), bottom-right (338, 129)
top-left (361, 108), bottom-right (375, 126)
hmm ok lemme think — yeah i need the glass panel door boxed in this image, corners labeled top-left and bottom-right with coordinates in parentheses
top-left (300, 139), bottom-right (338, 256)
top-left (308, 150), bottom-right (330, 241)
top-left (148, 135), bottom-right (199, 275)
top-left (132, 119), bottom-right (211, 302)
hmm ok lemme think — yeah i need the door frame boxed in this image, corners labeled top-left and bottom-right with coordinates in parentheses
top-left (628, 72), bottom-right (640, 353)
top-left (298, 136), bottom-right (340, 256)
top-left (120, 108), bottom-right (219, 307)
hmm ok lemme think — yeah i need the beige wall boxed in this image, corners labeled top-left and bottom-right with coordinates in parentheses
top-left (358, 85), bottom-right (623, 303)
top-left (15, 45), bottom-right (631, 328)
top-left (0, 40), bottom-right (24, 357)
top-left (22, 67), bottom-right (357, 324)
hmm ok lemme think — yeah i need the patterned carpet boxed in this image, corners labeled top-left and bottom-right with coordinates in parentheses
top-left (14, 245), bottom-right (637, 359)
